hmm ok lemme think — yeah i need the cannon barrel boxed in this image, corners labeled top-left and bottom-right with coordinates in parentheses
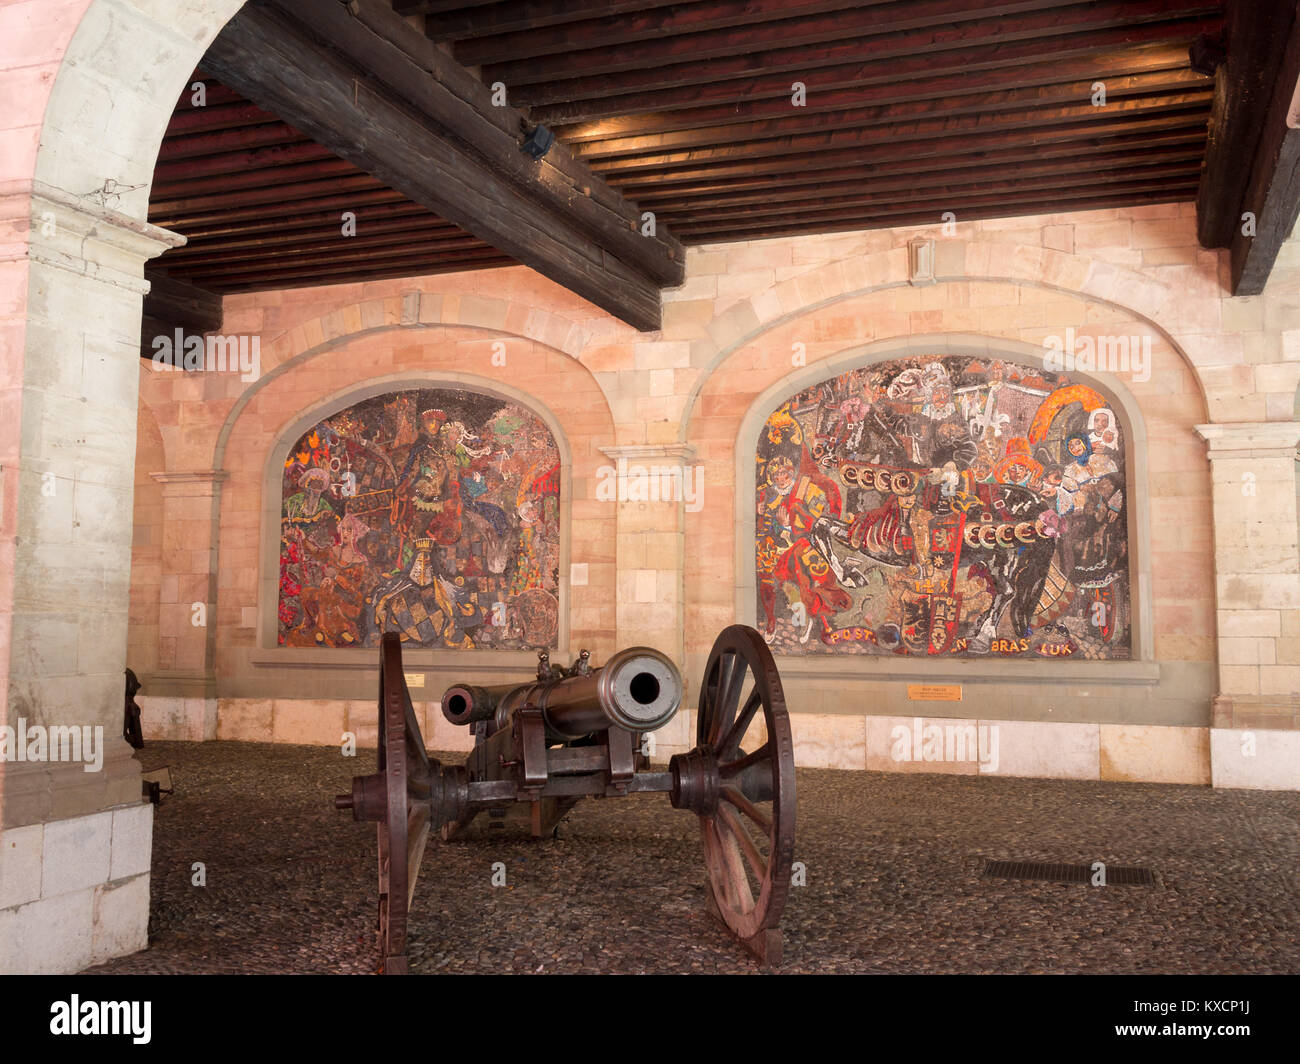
top-left (440, 683), bottom-right (516, 726)
top-left (442, 647), bottom-right (682, 740)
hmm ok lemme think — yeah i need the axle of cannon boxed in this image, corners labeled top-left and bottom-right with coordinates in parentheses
top-left (441, 647), bottom-right (682, 742)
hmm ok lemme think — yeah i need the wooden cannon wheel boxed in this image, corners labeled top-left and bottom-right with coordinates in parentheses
top-left (672, 625), bottom-right (796, 966)
top-left (374, 633), bottom-right (433, 974)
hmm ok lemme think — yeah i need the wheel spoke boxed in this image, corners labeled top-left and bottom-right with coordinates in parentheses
top-left (721, 784), bottom-right (773, 834)
top-left (709, 818), bottom-right (752, 913)
top-left (720, 741), bottom-right (772, 778)
top-left (720, 653), bottom-right (748, 719)
top-left (406, 805), bottom-right (430, 907)
top-left (718, 804), bottom-right (768, 883)
top-left (708, 653), bottom-right (740, 746)
top-left (718, 687), bottom-right (762, 758)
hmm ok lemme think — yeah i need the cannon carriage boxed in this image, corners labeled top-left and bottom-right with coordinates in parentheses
top-left (335, 625), bottom-right (796, 971)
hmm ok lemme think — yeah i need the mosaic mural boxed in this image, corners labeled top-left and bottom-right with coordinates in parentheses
top-left (278, 388), bottom-right (561, 649)
top-left (756, 356), bottom-right (1130, 658)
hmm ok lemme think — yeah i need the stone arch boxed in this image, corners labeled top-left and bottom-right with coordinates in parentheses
top-left (209, 312), bottom-right (597, 474)
top-left (255, 294), bottom-right (593, 381)
top-left (30, 1), bottom-right (247, 224)
top-left (677, 242), bottom-right (1211, 442)
top-left (728, 334), bottom-right (1155, 662)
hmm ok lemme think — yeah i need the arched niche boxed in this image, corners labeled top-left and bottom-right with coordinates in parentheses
top-left (734, 334), bottom-right (1155, 674)
top-left (255, 373), bottom-right (571, 663)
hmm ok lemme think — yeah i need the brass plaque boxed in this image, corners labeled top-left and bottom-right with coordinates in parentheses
top-left (907, 684), bottom-right (962, 702)
top-left (405, 672), bottom-right (426, 689)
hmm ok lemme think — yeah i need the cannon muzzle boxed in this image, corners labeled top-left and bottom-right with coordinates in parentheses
top-left (441, 647), bottom-right (682, 741)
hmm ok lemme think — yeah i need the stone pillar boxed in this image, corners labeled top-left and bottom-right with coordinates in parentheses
top-left (1195, 422), bottom-right (1300, 790)
top-left (600, 444), bottom-right (697, 759)
top-left (139, 469), bottom-right (227, 741)
top-left (0, 184), bottom-right (182, 972)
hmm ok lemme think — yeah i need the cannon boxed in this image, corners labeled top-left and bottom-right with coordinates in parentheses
top-left (335, 625), bottom-right (796, 972)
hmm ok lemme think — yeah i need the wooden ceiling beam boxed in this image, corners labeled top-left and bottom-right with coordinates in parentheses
top-left (575, 72), bottom-right (1209, 162)
top-left (1196, 0), bottom-right (1295, 248)
top-left (637, 148), bottom-right (1208, 212)
top-left (585, 92), bottom-right (1214, 176)
top-left (140, 269), bottom-right (224, 360)
top-left (162, 222), bottom-right (471, 263)
top-left (455, 0), bottom-right (888, 67)
top-left (667, 167), bottom-right (1203, 226)
top-left (203, 258), bottom-right (517, 295)
top-left (151, 157), bottom-right (359, 198)
top-left (170, 230), bottom-right (488, 272)
top-left (157, 198), bottom-right (439, 240)
top-left (556, 44), bottom-right (1193, 141)
top-left (163, 100), bottom-right (284, 137)
top-left (200, 0), bottom-right (676, 330)
top-left (1228, 3), bottom-right (1300, 294)
top-left (610, 127), bottom-right (1209, 197)
top-left (151, 173), bottom-right (388, 217)
top-left (416, 0), bottom-right (693, 40)
top-left (156, 124), bottom-right (308, 161)
top-left (674, 188), bottom-right (1199, 243)
top-left (186, 246), bottom-right (515, 288)
top-left (597, 113), bottom-right (1211, 190)
top-left (531, 17), bottom-right (1221, 123)
top-left (340, 0), bottom-right (684, 284)
top-left (163, 209), bottom-right (460, 248)
top-left (153, 141), bottom-right (335, 184)
top-left (497, 0), bottom-right (1220, 99)
top-left (143, 270), bottom-right (223, 333)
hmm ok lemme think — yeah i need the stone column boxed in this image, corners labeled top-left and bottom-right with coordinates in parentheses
top-left (0, 184), bottom-right (182, 972)
top-left (1195, 422), bottom-right (1300, 790)
top-left (599, 444), bottom-right (697, 759)
top-left (141, 469), bottom-right (227, 741)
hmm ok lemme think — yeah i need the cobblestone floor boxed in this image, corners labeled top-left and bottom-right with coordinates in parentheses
top-left (86, 740), bottom-right (1300, 975)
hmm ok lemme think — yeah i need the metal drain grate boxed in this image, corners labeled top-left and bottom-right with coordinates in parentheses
top-left (983, 860), bottom-right (1157, 886)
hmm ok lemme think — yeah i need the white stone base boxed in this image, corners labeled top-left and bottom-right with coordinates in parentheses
top-left (1210, 728), bottom-right (1300, 791)
top-left (0, 804), bottom-right (153, 974)
top-left (170, 699), bottom-right (1300, 790)
top-left (207, 699), bottom-right (1225, 785)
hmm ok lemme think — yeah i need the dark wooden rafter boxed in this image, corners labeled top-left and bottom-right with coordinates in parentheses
top-left (675, 187), bottom-right (1201, 243)
top-left (452, 0), bottom-right (927, 66)
top-left (630, 144), bottom-right (1207, 210)
top-left (613, 126), bottom-right (1210, 197)
top-left (1193, 0), bottom-right (1300, 294)
top-left (669, 169), bottom-right (1204, 227)
top-left (187, 247), bottom-right (515, 289)
top-left (491, 0), bottom-right (1222, 103)
top-left (531, 16), bottom-right (1222, 124)
top-left (573, 73), bottom-right (1210, 162)
top-left (555, 43), bottom-right (1197, 141)
top-left (199, 0), bottom-right (684, 331)
top-left (584, 94), bottom-right (1215, 178)
top-left (1196, 0), bottom-right (1295, 248)
top-left (140, 269), bottom-right (223, 360)
top-left (1229, 4), bottom-right (1300, 294)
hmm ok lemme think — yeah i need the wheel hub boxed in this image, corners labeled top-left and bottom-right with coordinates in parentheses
top-left (669, 747), bottom-right (721, 816)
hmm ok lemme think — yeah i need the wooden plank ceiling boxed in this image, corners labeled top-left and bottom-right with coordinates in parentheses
top-left (149, 0), bottom-right (1224, 296)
